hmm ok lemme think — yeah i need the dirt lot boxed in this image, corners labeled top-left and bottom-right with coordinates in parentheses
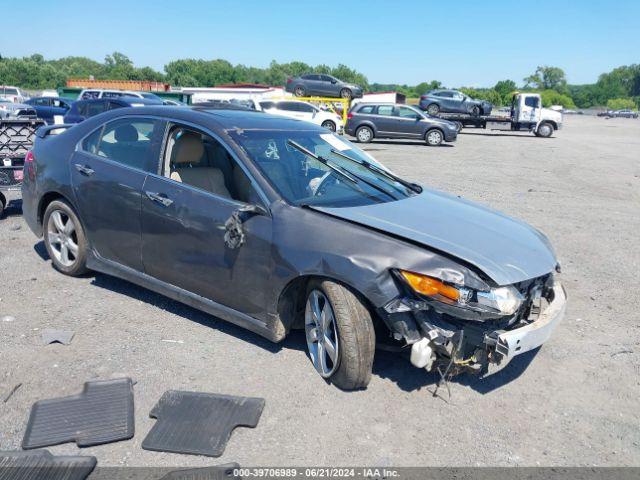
top-left (0, 115), bottom-right (639, 468)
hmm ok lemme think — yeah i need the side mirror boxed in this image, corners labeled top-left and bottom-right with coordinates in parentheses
top-left (331, 80), bottom-right (337, 84)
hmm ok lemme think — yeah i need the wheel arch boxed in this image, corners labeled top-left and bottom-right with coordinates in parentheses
top-left (276, 274), bottom-right (381, 334)
top-left (424, 126), bottom-right (445, 139)
top-left (355, 121), bottom-right (377, 136)
top-left (38, 191), bottom-right (76, 227)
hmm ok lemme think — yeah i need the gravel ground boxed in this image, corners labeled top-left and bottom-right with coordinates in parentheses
top-left (0, 115), bottom-right (638, 468)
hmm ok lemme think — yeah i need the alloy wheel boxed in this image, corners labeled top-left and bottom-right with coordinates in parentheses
top-left (321, 120), bottom-right (336, 132)
top-left (47, 210), bottom-right (79, 267)
top-left (427, 130), bottom-right (442, 145)
top-left (305, 289), bottom-right (340, 378)
top-left (357, 128), bottom-right (372, 142)
top-left (427, 104), bottom-right (439, 115)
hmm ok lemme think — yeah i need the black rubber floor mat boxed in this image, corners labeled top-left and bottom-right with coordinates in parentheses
top-left (142, 391), bottom-right (264, 457)
top-left (159, 463), bottom-right (241, 480)
top-left (0, 449), bottom-right (96, 480)
top-left (22, 378), bottom-right (134, 449)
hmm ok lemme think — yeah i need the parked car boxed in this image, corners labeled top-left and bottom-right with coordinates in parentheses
top-left (419, 89), bottom-right (493, 116)
top-left (63, 97), bottom-right (163, 124)
top-left (259, 100), bottom-right (344, 133)
top-left (0, 99), bottom-right (37, 119)
top-left (346, 103), bottom-right (458, 146)
top-left (0, 86), bottom-right (27, 103)
top-left (22, 106), bottom-right (565, 390)
top-left (285, 74), bottom-right (363, 100)
top-left (77, 89), bottom-right (164, 102)
top-left (610, 109), bottom-right (638, 118)
top-left (25, 97), bottom-right (74, 124)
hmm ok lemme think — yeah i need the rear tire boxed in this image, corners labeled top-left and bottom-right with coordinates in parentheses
top-left (43, 199), bottom-right (89, 276)
top-left (536, 122), bottom-right (553, 138)
top-left (294, 86), bottom-right (306, 97)
top-left (321, 120), bottom-right (336, 132)
top-left (340, 88), bottom-right (353, 100)
top-left (427, 103), bottom-right (440, 116)
top-left (304, 279), bottom-right (375, 390)
top-left (425, 129), bottom-right (443, 146)
top-left (355, 126), bottom-right (373, 143)
top-left (0, 193), bottom-right (5, 217)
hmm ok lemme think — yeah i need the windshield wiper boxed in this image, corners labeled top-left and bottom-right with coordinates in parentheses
top-left (287, 140), bottom-right (359, 184)
top-left (329, 149), bottom-right (422, 194)
top-left (287, 140), bottom-right (397, 200)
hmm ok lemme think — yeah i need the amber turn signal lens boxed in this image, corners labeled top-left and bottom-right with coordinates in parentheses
top-left (400, 271), bottom-right (460, 301)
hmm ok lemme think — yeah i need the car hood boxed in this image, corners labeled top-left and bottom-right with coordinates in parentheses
top-left (311, 188), bottom-right (558, 286)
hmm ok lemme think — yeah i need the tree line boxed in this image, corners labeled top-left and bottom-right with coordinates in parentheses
top-left (0, 52), bottom-right (638, 110)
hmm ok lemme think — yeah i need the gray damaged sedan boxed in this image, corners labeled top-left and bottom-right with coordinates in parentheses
top-left (22, 107), bottom-right (566, 390)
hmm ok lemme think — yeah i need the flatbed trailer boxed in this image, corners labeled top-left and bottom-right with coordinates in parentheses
top-left (0, 118), bottom-right (45, 214)
top-left (433, 93), bottom-right (563, 138)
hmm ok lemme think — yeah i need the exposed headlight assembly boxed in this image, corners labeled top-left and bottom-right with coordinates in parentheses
top-left (385, 270), bottom-right (524, 319)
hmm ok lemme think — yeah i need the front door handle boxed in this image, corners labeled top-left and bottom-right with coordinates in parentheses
top-left (74, 163), bottom-right (94, 176)
top-left (145, 191), bottom-right (174, 207)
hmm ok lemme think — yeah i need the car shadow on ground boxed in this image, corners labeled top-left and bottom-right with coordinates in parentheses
top-left (0, 199), bottom-right (23, 218)
top-left (32, 239), bottom-right (539, 394)
top-left (362, 140), bottom-right (454, 147)
top-left (373, 346), bottom-right (540, 395)
top-left (459, 131), bottom-right (552, 139)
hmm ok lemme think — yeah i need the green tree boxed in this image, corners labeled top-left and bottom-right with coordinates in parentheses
top-left (524, 66), bottom-right (567, 92)
top-left (539, 89), bottom-right (576, 108)
top-left (494, 79), bottom-right (517, 104)
top-left (606, 98), bottom-right (637, 110)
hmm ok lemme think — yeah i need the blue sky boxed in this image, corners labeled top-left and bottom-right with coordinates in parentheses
top-left (1, 0), bottom-right (638, 87)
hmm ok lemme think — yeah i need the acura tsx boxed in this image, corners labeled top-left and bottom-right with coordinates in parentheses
top-left (21, 106), bottom-right (566, 390)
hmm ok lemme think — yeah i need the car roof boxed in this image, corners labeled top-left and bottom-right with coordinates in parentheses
top-left (94, 105), bottom-right (327, 132)
top-left (77, 97), bottom-right (162, 106)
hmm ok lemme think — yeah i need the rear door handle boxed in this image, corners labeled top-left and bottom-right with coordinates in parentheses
top-left (74, 163), bottom-right (94, 176)
top-left (145, 191), bottom-right (174, 207)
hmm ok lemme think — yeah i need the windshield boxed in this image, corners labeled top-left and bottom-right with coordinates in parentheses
top-left (229, 129), bottom-right (418, 207)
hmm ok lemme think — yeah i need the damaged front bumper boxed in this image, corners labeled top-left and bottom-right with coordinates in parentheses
top-left (482, 282), bottom-right (566, 375)
top-left (385, 279), bottom-right (566, 377)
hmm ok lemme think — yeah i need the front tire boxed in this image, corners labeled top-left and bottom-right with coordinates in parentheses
top-left (425, 129), bottom-right (443, 146)
top-left (471, 105), bottom-right (481, 116)
top-left (355, 126), bottom-right (373, 143)
top-left (536, 122), bottom-right (553, 138)
top-left (43, 199), bottom-right (89, 276)
top-left (304, 280), bottom-right (375, 390)
top-left (321, 120), bottom-right (336, 132)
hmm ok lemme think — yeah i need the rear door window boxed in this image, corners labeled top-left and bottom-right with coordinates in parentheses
top-left (376, 105), bottom-right (395, 116)
top-left (81, 127), bottom-right (103, 155)
top-left (94, 118), bottom-right (165, 173)
top-left (85, 101), bottom-right (107, 117)
top-left (278, 102), bottom-right (301, 111)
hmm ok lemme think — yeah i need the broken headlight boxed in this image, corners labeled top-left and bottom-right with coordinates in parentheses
top-left (386, 270), bottom-right (524, 319)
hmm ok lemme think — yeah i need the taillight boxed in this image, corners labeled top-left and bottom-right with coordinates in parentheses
top-left (25, 150), bottom-right (36, 181)
top-left (286, 78), bottom-right (292, 84)
top-left (347, 112), bottom-right (353, 120)
top-left (420, 95), bottom-right (427, 100)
